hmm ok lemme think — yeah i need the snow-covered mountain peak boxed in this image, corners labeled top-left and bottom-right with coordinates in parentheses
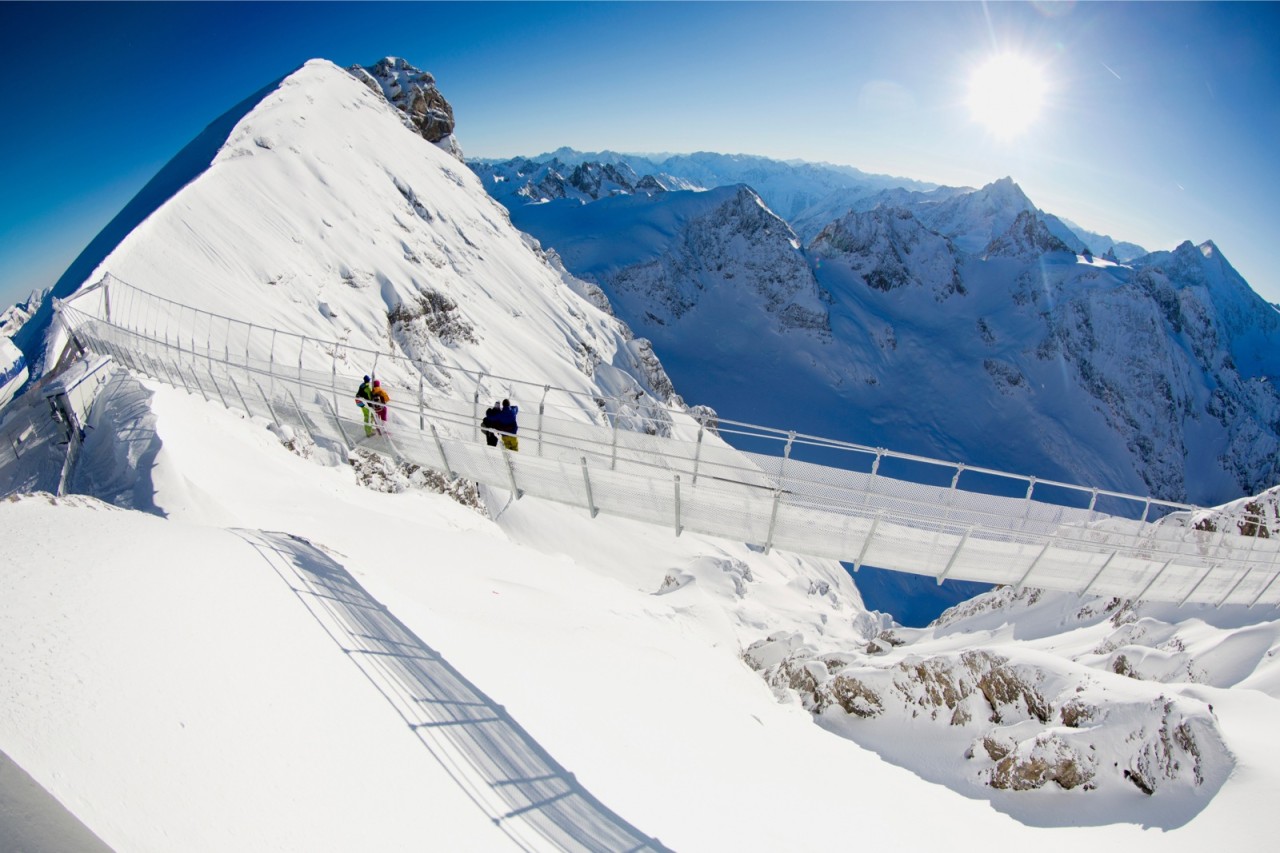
top-left (983, 208), bottom-right (1075, 260)
top-left (809, 206), bottom-right (965, 299)
top-left (505, 183), bottom-right (829, 340)
top-left (347, 56), bottom-right (459, 158)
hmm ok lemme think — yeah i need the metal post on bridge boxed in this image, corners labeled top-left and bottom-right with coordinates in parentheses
top-left (1079, 551), bottom-right (1120, 598)
top-left (763, 489), bottom-right (783, 555)
top-left (1178, 561), bottom-right (1218, 607)
top-left (537, 384), bottom-right (549, 457)
top-left (610, 410), bottom-right (620, 471)
top-left (331, 352), bottom-right (338, 419)
top-left (862, 449), bottom-right (884, 506)
top-left (418, 369), bottom-right (425, 431)
top-left (1216, 529), bottom-right (1264, 608)
top-left (1248, 549), bottom-right (1280, 608)
top-left (937, 526), bottom-right (975, 585)
top-left (251, 378), bottom-right (282, 430)
top-left (206, 367), bottom-right (229, 410)
top-left (1012, 540), bottom-right (1053, 591)
top-left (691, 419), bottom-right (705, 485)
top-left (185, 365), bottom-right (209, 404)
top-left (674, 474), bottom-right (683, 537)
top-left (852, 510), bottom-right (883, 572)
top-left (227, 374), bottom-right (253, 419)
top-left (429, 424), bottom-right (454, 479)
top-left (322, 396), bottom-right (354, 454)
top-left (581, 457), bottom-right (599, 519)
top-left (1188, 521), bottom-right (1238, 601)
top-left (779, 431), bottom-right (796, 491)
top-left (1017, 476), bottom-right (1037, 532)
top-left (268, 329), bottom-right (277, 397)
top-left (285, 389), bottom-right (311, 441)
top-left (503, 446), bottom-right (523, 499)
top-left (1135, 558), bottom-right (1176, 603)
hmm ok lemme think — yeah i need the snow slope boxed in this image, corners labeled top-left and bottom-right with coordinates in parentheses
top-left (4, 56), bottom-right (1280, 851)
top-left (6, 371), bottom-right (1280, 851)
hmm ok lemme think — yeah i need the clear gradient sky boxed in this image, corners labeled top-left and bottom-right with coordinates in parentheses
top-left (3, 1), bottom-right (1279, 311)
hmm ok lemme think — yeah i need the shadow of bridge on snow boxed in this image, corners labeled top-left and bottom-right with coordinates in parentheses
top-left (238, 530), bottom-right (668, 853)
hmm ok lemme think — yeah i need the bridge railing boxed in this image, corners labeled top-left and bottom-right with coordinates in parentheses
top-left (56, 283), bottom-right (1280, 608)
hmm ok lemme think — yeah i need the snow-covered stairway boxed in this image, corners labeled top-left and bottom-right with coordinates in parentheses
top-left (56, 286), bottom-right (1280, 608)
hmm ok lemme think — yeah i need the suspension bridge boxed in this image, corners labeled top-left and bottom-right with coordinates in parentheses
top-left (14, 276), bottom-right (1280, 609)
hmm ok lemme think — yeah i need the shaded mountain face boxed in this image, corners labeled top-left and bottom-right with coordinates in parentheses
top-left (508, 185), bottom-right (830, 344)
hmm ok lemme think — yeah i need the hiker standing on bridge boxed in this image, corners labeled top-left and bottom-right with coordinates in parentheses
top-left (369, 380), bottom-right (390, 434)
top-left (494, 398), bottom-right (519, 451)
top-left (355, 375), bottom-right (375, 437)
top-left (481, 401), bottom-right (500, 447)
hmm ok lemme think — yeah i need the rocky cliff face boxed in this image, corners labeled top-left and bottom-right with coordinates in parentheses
top-left (809, 207), bottom-right (964, 300)
top-left (348, 57), bottom-right (460, 158)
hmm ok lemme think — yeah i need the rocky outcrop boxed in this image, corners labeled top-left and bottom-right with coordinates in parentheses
top-left (744, 631), bottom-right (1229, 796)
top-left (983, 209), bottom-right (1074, 260)
top-left (348, 57), bottom-right (459, 157)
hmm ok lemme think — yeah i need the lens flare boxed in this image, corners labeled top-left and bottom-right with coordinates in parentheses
top-left (966, 53), bottom-right (1047, 138)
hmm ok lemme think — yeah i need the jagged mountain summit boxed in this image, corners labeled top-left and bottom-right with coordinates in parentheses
top-left (471, 155), bottom-right (696, 207)
top-left (4, 55), bottom-right (1280, 852)
top-left (347, 56), bottom-right (462, 159)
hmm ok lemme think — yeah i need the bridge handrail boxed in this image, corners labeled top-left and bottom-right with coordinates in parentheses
top-left (53, 282), bottom-right (1280, 608)
top-left (59, 276), bottom-right (1206, 519)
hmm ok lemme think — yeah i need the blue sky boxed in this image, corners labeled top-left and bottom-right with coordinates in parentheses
top-left (3, 1), bottom-right (1279, 310)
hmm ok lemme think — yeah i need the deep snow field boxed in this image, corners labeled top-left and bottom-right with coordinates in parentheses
top-left (2, 369), bottom-right (1278, 851)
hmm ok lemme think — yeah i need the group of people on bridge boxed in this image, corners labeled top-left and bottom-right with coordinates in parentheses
top-left (354, 376), bottom-right (518, 450)
top-left (354, 375), bottom-right (390, 436)
top-left (481, 399), bottom-right (519, 451)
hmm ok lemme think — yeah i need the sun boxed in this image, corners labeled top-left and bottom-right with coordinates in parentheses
top-left (966, 53), bottom-right (1048, 138)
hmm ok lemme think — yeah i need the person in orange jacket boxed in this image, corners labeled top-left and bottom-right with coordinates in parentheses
top-left (369, 379), bottom-right (390, 432)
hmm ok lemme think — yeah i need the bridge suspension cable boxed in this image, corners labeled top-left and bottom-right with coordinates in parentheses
top-left (51, 277), bottom-right (1280, 608)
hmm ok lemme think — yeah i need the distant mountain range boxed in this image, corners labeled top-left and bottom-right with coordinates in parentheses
top-left (471, 149), bottom-right (1280, 509)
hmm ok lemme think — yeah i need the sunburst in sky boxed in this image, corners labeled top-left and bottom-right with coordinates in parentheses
top-left (966, 53), bottom-right (1048, 139)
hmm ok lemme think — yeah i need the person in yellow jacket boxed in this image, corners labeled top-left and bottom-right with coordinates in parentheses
top-left (369, 379), bottom-right (390, 434)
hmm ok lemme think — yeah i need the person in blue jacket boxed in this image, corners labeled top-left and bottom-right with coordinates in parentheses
top-left (495, 398), bottom-right (519, 451)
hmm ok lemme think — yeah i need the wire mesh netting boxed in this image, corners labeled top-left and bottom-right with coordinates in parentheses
top-left (53, 284), bottom-right (1280, 608)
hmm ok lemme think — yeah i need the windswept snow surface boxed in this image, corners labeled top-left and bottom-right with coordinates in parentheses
top-left (4, 375), bottom-right (1279, 851)
top-left (5, 57), bottom-right (1280, 851)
